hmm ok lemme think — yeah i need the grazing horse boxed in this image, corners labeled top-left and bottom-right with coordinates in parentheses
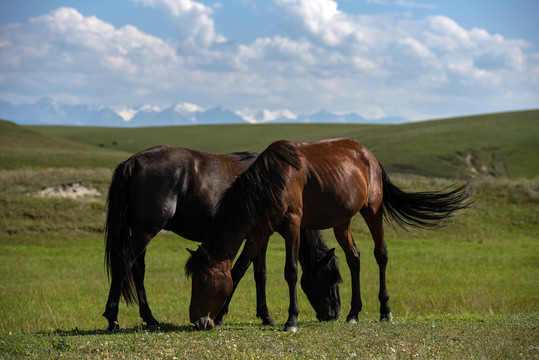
top-left (103, 145), bottom-right (341, 331)
top-left (186, 138), bottom-right (473, 331)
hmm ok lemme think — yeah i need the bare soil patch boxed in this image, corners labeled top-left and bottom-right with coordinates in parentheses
top-left (34, 183), bottom-right (101, 200)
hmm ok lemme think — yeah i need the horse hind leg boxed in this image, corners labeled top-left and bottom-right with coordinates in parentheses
top-left (132, 248), bottom-right (159, 326)
top-left (103, 256), bottom-right (124, 331)
top-left (125, 229), bottom-right (163, 327)
top-left (103, 230), bottom-right (157, 330)
top-left (360, 207), bottom-right (392, 321)
top-left (333, 222), bottom-right (362, 323)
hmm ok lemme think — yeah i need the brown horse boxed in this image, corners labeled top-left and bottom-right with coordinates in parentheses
top-left (103, 145), bottom-right (341, 331)
top-left (186, 138), bottom-right (473, 331)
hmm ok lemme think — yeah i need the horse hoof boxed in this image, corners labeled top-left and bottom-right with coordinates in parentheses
top-left (380, 312), bottom-right (393, 321)
top-left (144, 318), bottom-right (159, 326)
top-left (106, 321), bottom-right (119, 332)
top-left (346, 316), bottom-right (358, 324)
top-left (284, 325), bottom-right (298, 333)
top-left (261, 317), bottom-right (276, 326)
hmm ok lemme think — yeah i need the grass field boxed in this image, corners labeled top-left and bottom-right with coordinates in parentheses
top-left (0, 113), bottom-right (538, 359)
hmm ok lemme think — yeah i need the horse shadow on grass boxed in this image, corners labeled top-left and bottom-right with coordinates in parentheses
top-left (42, 319), bottom-right (331, 337)
top-left (42, 323), bottom-right (193, 337)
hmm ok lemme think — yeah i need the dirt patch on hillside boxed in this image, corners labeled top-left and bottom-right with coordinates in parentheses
top-left (34, 183), bottom-right (101, 200)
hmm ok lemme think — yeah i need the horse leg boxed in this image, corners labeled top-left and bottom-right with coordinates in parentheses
top-left (361, 207), bottom-right (392, 321)
top-left (133, 249), bottom-right (159, 326)
top-left (333, 222), bottom-right (362, 323)
top-left (103, 254), bottom-right (124, 331)
top-left (103, 230), bottom-right (155, 330)
top-left (280, 221), bottom-right (301, 332)
top-left (252, 242), bottom-right (275, 325)
top-left (214, 235), bottom-right (270, 326)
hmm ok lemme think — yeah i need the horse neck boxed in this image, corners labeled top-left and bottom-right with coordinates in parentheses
top-left (298, 229), bottom-right (329, 270)
top-left (203, 209), bottom-right (254, 262)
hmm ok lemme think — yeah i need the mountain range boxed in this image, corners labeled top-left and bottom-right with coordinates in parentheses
top-left (0, 98), bottom-right (408, 126)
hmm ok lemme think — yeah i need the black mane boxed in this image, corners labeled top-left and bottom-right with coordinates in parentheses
top-left (187, 140), bottom-right (302, 264)
top-left (227, 151), bottom-right (258, 162)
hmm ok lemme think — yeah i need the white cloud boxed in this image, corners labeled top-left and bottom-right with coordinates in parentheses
top-left (0, 1), bottom-right (537, 121)
top-left (398, 37), bottom-right (433, 58)
top-left (131, 0), bottom-right (226, 48)
top-left (0, 7), bottom-right (185, 105)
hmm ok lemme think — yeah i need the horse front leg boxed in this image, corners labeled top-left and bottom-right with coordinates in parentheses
top-left (280, 220), bottom-right (301, 332)
top-left (214, 234), bottom-right (269, 327)
top-left (252, 242), bottom-right (275, 325)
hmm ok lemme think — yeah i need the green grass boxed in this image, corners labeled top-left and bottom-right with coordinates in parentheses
top-left (0, 120), bottom-right (128, 169)
top-left (1, 113), bottom-right (538, 358)
top-left (0, 168), bottom-right (537, 358)
top-left (30, 109), bottom-right (539, 179)
top-left (1, 315), bottom-right (537, 359)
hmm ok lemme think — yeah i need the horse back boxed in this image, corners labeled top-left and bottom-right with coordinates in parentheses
top-left (294, 139), bottom-right (382, 229)
top-left (125, 145), bottom-right (256, 240)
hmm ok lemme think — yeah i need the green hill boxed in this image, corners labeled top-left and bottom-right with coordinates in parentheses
top-left (2, 109), bottom-right (537, 178)
top-left (0, 119), bottom-right (129, 169)
top-left (360, 110), bottom-right (539, 179)
top-left (29, 110), bottom-right (539, 179)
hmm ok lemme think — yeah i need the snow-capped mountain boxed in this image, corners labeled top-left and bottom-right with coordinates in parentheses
top-left (0, 98), bottom-right (409, 126)
top-left (0, 98), bottom-right (126, 126)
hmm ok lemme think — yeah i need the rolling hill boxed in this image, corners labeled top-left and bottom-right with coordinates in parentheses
top-left (0, 119), bottom-right (129, 169)
top-left (1, 109), bottom-right (537, 179)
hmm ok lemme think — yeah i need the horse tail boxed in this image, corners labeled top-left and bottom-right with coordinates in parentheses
top-left (378, 162), bottom-right (473, 230)
top-left (104, 158), bottom-right (137, 304)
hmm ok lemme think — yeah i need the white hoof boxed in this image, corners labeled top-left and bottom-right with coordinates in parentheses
top-left (380, 312), bottom-right (393, 321)
top-left (284, 325), bottom-right (298, 333)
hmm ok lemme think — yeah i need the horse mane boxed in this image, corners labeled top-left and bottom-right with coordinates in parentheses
top-left (195, 140), bottom-right (302, 260)
top-left (227, 151), bottom-right (258, 162)
top-left (185, 248), bottom-right (205, 279)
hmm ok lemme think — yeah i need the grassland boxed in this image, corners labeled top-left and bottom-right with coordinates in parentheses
top-left (32, 109), bottom-right (539, 179)
top-left (0, 112), bottom-right (538, 359)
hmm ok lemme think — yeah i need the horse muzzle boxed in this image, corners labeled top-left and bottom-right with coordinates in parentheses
top-left (316, 307), bottom-right (341, 322)
top-left (191, 316), bottom-right (215, 331)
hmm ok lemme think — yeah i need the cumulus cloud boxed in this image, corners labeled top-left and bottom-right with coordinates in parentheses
top-left (0, 7), bottom-right (183, 104)
top-left (131, 0), bottom-right (226, 48)
top-left (0, 0), bottom-right (537, 120)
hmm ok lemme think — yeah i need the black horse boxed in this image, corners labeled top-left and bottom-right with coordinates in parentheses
top-left (103, 145), bottom-right (341, 331)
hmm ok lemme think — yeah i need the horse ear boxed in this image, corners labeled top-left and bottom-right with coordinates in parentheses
top-left (321, 248), bottom-right (336, 265)
top-left (197, 245), bottom-right (210, 261)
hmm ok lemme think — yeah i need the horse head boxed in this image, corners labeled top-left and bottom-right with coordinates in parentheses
top-left (300, 248), bottom-right (342, 321)
top-left (185, 246), bottom-right (233, 330)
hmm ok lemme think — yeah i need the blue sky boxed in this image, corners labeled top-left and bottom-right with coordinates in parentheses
top-left (1, 0), bottom-right (538, 121)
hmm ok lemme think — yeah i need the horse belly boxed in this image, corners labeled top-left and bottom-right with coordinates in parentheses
top-left (301, 193), bottom-right (363, 230)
